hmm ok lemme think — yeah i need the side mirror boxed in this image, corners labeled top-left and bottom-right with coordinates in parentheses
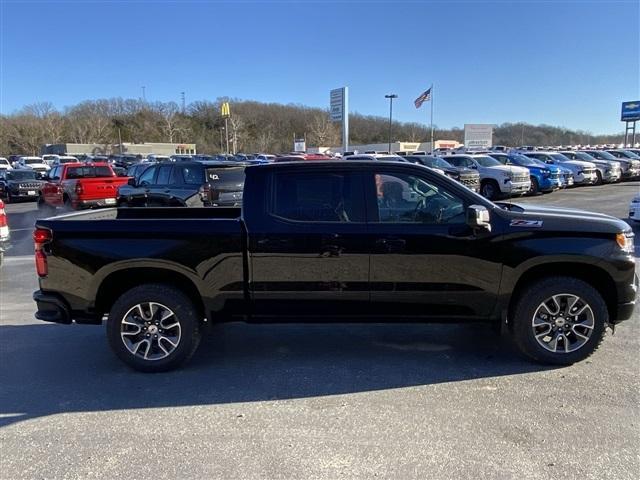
top-left (466, 205), bottom-right (491, 232)
top-left (127, 177), bottom-right (136, 187)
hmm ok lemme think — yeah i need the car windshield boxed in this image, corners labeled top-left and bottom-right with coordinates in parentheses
top-left (509, 154), bottom-right (541, 166)
top-left (474, 156), bottom-right (501, 167)
top-left (550, 153), bottom-right (571, 162)
top-left (588, 151), bottom-right (617, 160)
top-left (0, 159), bottom-right (9, 165)
top-left (426, 157), bottom-right (454, 168)
top-left (575, 152), bottom-right (596, 161)
top-left (205, 167), bottom-right (245, 185)
top-left (59, 157), bottom-right (77, 163)
top-left (7, 171), bottom-right (37, 180)
top-left (66, 166), bottom-right (114, 178)
top-left (619, 150), bottom-right (640, 159)
top-left (24, 158), bottom-right (42, 164)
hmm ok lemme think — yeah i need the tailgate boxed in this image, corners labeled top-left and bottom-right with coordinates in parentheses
top-left (73, 178), bottom-right (128, 200)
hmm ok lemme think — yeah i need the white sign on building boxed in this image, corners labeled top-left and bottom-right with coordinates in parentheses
top-left (464, 124), bottom-right (494, 149)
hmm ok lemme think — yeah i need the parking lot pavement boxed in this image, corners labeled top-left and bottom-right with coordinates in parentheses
top-left (1, 183), bottom-right (639, 480)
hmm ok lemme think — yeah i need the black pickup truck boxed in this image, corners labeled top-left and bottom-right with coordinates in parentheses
top-left (33, 161), bottom-right (637, 372)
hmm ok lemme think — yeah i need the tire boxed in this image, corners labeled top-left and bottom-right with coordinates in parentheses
top-left (529, 176), bottom-right (539, 195)
top-left (510, 276), bottom-right (607, 365)
top-left (595, 171), bottom-right (603, 186)
top-left (106, 284), bottom-right (202, 372)
top-left (480, 180), bottom-right (500, 200)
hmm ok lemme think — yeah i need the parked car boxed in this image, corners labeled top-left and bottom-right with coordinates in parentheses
top-left (17, 156), bottom-right (50, 175)
top-left (126, 162), bottom-right (154, 179)
top-left (343, 153), bottom-right (407, 162)
top-left (112, 167), bottom-right (128, 177)
top-left (559, 151), bottom-right (621, 184)
top-left (111, 155), bottom-right (140, 169)
top-left (0, 199), bottom-right (7, 265)
top-left (629, 193), bottom-right (640, 223)
top-left (146, 154), bottom-right (171, 163)
top-left (0, 169), bottom-right (45, 203)
top-left (8, 155), bottom-right (21, 168)
top-left (170, 155), bottom-right (194, 162)
top-left (522, 152), bottom-right (597, 186)
top-left (32, 161), bottom-right (637, 372)
top-left (600, 150), bottom-right (640, 179)
top-left (254, 154), bottom-right (276, 162)
top-left (0, 157), bottom-right (13, 171)
top-left (401, 154), bottom-right (480, 192)
top-left (41, 154), bottom-right (60, 166)
top-left (445, 154), bottom-right (530, 200)
top-left (38, 162), bottom-right (129, 212)
top-left (52, 156), bottom-right (79, 166)
top-left (117, 161), bottom-right (245, 207)
top-left (489, 153), bottom-right (562, 194)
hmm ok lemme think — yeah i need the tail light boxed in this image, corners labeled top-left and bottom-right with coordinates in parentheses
top-left (0, 202), bottom-right (6, 228)
top-left (75, 182), bottom-right (84, 195)
top-left (200, 184), bottom-right (212, 203)
top-left (33, 228), bottom-right (52, 277)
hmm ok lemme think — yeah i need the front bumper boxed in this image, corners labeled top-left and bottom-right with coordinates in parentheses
top-left (8, 190), bottom-right (39, 200)
top-left (614, 274), bottom-right (638, 323)
top-left (33, 290), bottom-right (72, 324)
top-left (622, 168), bottom-right (640, 179)
top-left (539, 176), bottom-right (562, 192)
top-left (574, 172), bottom-right (598, 185)
top-left (501, 180), bottom-right (531, 195)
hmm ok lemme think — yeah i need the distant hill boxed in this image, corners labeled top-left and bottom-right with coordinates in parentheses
top-left (0, 98), bottom-right (625, 155)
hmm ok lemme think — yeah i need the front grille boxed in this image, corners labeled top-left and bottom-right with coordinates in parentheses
top-left (550, 172), bottom-right (560, 179)
top-left (460, 175), bottom-right (479, 187)
top-left (19, 182), bottom-right (40, 189)
top-left (583, 168), bottom-right (595, 175)
top-left (512, 174), bottom-right (529, 183)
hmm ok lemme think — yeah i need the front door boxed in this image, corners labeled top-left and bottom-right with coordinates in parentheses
top-left (249, 168), bottom-right (370, 317)
top-left (366, 167), bottom-right (501, 320)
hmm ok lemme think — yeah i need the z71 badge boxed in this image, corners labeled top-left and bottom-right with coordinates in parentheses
top-left (510, 219), bottom-right (543, 227)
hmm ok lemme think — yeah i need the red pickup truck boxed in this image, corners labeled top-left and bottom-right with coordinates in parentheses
top-left (38, 163), bottom-right (129, 212)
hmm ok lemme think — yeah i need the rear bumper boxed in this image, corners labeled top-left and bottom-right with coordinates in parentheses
top-left (74, 198), bottom-right (118, 209)
top-left (33, 290), bottom-right (72, 324)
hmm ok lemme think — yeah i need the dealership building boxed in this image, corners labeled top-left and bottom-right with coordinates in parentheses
top-left (41, 142), bottom-right (197, 157)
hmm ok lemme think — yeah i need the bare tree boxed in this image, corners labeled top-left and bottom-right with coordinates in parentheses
top-left (308, 113), bottom-right (339, 147)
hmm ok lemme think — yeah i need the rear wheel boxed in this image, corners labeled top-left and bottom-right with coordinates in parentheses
top-left (107, 284), bottom-right (202, 372)
top-left (510, 277), bottom-right (607, 365)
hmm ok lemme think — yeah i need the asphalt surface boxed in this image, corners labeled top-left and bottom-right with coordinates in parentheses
top-left (1, 182), bottom-right (639, 480)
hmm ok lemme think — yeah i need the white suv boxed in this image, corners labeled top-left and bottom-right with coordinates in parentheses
top-left (444, 154), bottom-right (531, 200)
top-left (523, 152), bottom-right (597, 185)
top-left (0, 157), bottom-right (12, 171)
top-left (17, 156), bottom-right (50, 173)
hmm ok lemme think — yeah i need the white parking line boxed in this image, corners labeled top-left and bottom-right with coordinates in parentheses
top-left (2, 255), bottom-right (33, 263)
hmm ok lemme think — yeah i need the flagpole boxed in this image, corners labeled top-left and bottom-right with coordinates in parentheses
top-left (430, 84), bottom-right (434, 153)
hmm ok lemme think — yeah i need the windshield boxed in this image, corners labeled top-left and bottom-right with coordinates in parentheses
top-left (24, 158), bottom-right (43, 164)
top-left (474, 156), bottom-right (501, 167)
top-left (550, 153), bottom-right (571, 162)
top-left (66, 166), bottom-right (114, 178)
top-left (0, 159), bottom-right (9, 165)
top-left (575, 152), bottom-right (596, 161)
top-left (618, 150), bottom-right (640, 159)
top-left (7, 170), bottom-right (37, 180)
top-left (59, 157), bottom-right (77, 163)
top-left (509, 154), bottom-right (542, 167)
top-left (206, 167), bottom-right (245, 186)
top-left (427, 157), bottom-right (454, 168)
top-left (588, 151), bottom-right (616, 160)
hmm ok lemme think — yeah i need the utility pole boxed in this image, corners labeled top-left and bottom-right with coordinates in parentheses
top-left (141, 86), bottom-right (146, 102)
top-left (181, 92), bottom-right (186, 113)
top-left (385, 94), bottom-right (398, 153)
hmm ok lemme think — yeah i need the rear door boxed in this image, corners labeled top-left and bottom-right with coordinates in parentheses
top-left (366, 166), bottom-right (501, 320)
top-left (249, 167), bottom-right (370, 317)
top-left (146, 164), bottom-right (173, 206)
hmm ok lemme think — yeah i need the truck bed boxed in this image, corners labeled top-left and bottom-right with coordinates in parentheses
top-left (44, 206), bottom-right (242, 221)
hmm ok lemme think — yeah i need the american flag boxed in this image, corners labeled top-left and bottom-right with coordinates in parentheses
top-left (414, 88), bottom-right (432, 109)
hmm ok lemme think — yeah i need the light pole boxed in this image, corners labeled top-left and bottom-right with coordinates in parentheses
top-left (385, 94), bottom-right (398, 153)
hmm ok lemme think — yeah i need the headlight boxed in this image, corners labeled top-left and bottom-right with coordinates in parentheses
top-left (542, 169), bottom-right (550, 178)
top-left (499, 171), bottom-right (511, 179)
top-left (616, 232), bottom-right (634, 253)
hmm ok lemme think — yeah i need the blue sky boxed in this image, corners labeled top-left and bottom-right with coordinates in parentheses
top-left (1, 0), bottom-right (638, 134)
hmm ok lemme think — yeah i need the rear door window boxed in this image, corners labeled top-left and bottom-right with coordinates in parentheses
top-left (270, 171), bottom-right (365, 222)
top-left (155, 165), bottom-right (173, 185)
top-left (181, 165), bottom-right (204, 184)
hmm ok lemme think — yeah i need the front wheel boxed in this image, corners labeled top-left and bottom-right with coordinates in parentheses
top-left (107, 284), bottom-right (202, 372)
top-left (528, 176), bottom-right (539, 195)
top-left (510, 276), bottom-right (607, 365)
top-left (595, 171), bottom-right (603, 185)
top-left (480, 180), bottom-right (499, 200)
